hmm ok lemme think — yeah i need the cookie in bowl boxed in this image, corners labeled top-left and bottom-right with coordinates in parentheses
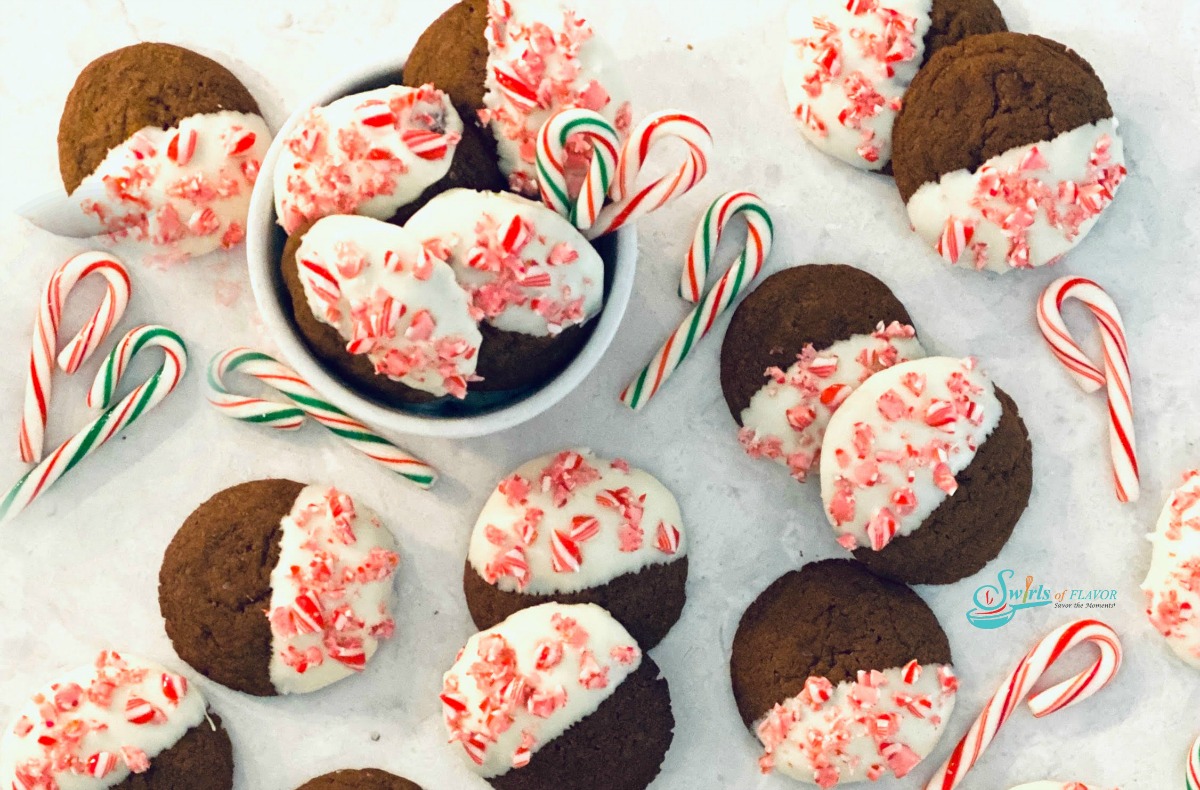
top-left (273, 83), bottom-right (505, 232)
top-left (280, 215), bottom-right (482, 404)
top-left (404, 0), bottom-right (631, 197)
top-left (58, 42), bottom-right (269, 260)
top-left (404, 188), bottom-right (605, 391)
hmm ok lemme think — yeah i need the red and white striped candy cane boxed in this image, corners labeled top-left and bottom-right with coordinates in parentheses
top-left (1, 326), bottom-right (186, 526)
top-left (18, 251), bottom-right (132, 463)
top-left (1036, 276), bottom-right (1138, 502)
top-left (925, 619), bottom-right (1122, 790)
top-left (535, 109), bottom-right (621, 231)
top-left (680, 190), bottom-right (773, 303)
top-left (584, 111), bottom-right (713, 240)
top-left (620, 193), bottom-right (773, 410)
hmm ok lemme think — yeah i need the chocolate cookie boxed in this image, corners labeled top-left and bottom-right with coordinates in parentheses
top-left (404, 189), bottom-right (606, 392)
top-left (820, 356), bottom-right (1033, 584)
top-left (1143, 470), bottom-right (1200, 669)
top-left (160, 480), bottom-right (400, 696)
top-left (0, 651), bottom-right (234, 789)
top-left (405, 0), bottom-right (631, 196)
top-left (893, 32), bottom-right (1127, 272)
top-left (280, 215), bottom-right (482, 405)
top-left (784, 0), bottom-right (1005, 171)
top-left (442, 603), bottom-right (673, 790)
top-left (273, 84), bottom-right (504, 233)
top-left (721, 265), bottom-right (925, 482)
top-left (464, 450), bottom-right (687, 649)
top-left (731, 560), bottom-right (958, 786)
top-left (58, 43), bottom-right (268, 258)
top-left (296, 769), bottom-right (422, 790)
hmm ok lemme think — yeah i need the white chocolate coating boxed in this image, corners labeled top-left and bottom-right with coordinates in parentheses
top-left (907, 120), bottom-right (1127, 273)
top-left (783, 0), bottom-right (933, 170)
top-left (467, 449), bottom-right (686, 595)
top-left (295, 215), bottom-right (482, 398)
top-left (756, 662), bottom-right (958, 786)
top-left (739, 325), bottom-right (925, 482)
top-left (441, 602), bottom-right (642, 778)
top-left (77, 110), bottom-right (268, 260)
top-left (274, 85), bottom-right (462, 233)
top-left (403, 189), bottom-right (603, 337)
top-left (481, 0), bottom-right (632, 195)
top-left (819, 357), bottom-right (1002, 551)
top-left (1143, 469), bottom-right (1200, 669)
top-left (0, 652), bottom-right (207, 789)
top-left (267, 485), bottom-right (400, 695)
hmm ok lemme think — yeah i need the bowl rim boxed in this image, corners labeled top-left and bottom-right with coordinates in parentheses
top-left (246, 58), bottom-right (637, 439)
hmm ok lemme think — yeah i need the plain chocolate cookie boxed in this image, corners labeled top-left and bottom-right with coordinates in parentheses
top-left (280, 223), bottom-right (438, 405)
top-left (473, 319), bottom-right (595, 392)
top-left (853, 386), bottom-right (1033, 584)
top-left (115, 716), bottom-right (235, 790)
top-left (296, 769), bottom-right (422, 790)
top-left (464, 559), bottom-right (688, 650)
top-left (922, 0), bottom-right (1008, 61)
top-left (491, 658), bottom-right (674, 790)
top-left (730, 559), bottom-right (951, 729)
top-left (893, 32), bottom-right (1114, 203)
top-left (720, 264), bottom-right (916, 421)
top-left (58, 42), bottom-right (260, 194)
top-left (159, 479), bottom-right (305, 697)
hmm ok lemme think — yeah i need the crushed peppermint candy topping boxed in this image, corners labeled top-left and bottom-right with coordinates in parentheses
top-left (756, 662), bottom-right (957, 787)
top-left (442, 603), bottom-right (641, 778)
top-left (0, 652), bottom-right (206, 789)
top-left (819, 357), bottom-right (1001, 552)
top-left (481, 0), bottom-right (632, 196)
top-left (469, 450), bottom-right (686, 596)
top-left (739, 322), bottom-right (924, 482)
top-left (909, 120), bottom-right (1128, 273)
top-left (1143, 469), bottom-right (1200, 669)
top-left (296, 215), bottom-right (483, 398)
top-left (267, 486), bottom-right (400, 694)
top-left (404, 189), bottom-right (604, 338)
top-left (784, 1), bottom-right (930, 169)
top-left (77, 110), bottom-right (268, 260)
top-left (274, 84), bottom-right (462, 233)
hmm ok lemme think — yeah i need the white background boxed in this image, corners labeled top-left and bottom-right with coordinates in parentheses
top-left (0, 1), bottom-right (1194, 787)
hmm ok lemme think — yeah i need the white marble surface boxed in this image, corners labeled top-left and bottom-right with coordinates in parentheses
top-left (0, 1), bottom-right (1194, 787)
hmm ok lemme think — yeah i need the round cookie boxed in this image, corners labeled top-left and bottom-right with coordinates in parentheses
top-left (296, 769), bottom-right (423, 790)
top-left (819, 356), bottom-right (1032, 584)
top-left (0, 651), bottom-right (233, 789)
top-left (892, 32), bottom-right (1128, 273)
top-left (159, 480), bottom-right (400, 696)
top-left (784, 0), bottom-right (1006, 171)
top-left (1143, 469), bottom-right (1200, 669)
top-left (465, 449), bottom-right (687, 649)
top-left (404, 189), bottom-right (605, 391)
top-left (441, 603), bottom-right (673, 790)
top-left (280, 215), bottom-right (482, 404)
top-left (58, 42), bottom-right (268, 259)
top-left (405, 0), bottom-right (631, 196)
top-left (730, 559), bottom-right (958, 786)
top-left (721, 265), bottom-right (925, 482)
top-left (273, 84), bottom-right (505, 233)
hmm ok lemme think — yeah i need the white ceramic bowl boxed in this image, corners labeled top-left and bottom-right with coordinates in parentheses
top-left (246, 60), bottom-right (637, 439)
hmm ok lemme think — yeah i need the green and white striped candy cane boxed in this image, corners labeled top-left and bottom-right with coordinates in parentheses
top-left (620, 191), bottom-right (774, 410)
top-left (1, 325), bottom-right (188, 526)
top-left (535, 108), bottom-right (621, 230)
top-left (207, 347), bottom-right (436, 489)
